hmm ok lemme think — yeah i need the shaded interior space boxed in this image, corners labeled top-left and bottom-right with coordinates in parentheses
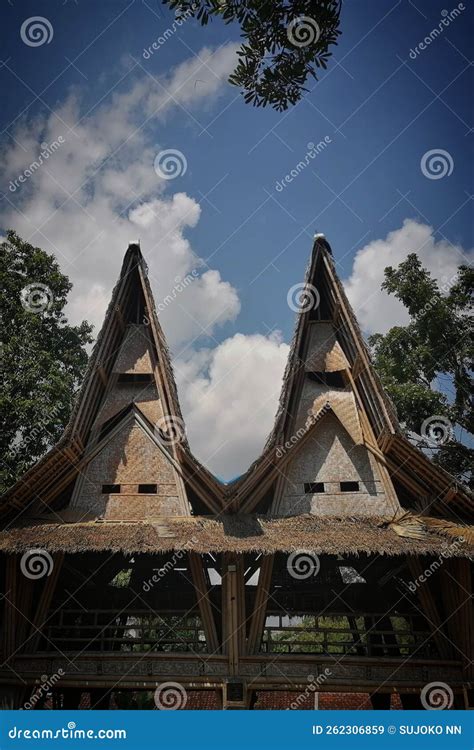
top-left (40, 553), bottom-right (210, 654)
top-left (259, 554), bottom-right (440, 659)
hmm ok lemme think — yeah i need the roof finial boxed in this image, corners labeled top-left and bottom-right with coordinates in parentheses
top-left (313, 232), bottom-right (333, 256)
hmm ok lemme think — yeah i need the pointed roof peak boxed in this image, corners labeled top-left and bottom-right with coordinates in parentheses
top-left (124, 240), bottom-right (143, 265)
top-left (312, 232), bottom-right (333, 257)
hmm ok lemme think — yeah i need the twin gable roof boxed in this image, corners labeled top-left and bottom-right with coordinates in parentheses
top-left (1, 237), bottom-right (472, 525)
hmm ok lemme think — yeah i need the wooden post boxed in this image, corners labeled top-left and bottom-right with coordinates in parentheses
top-left (188, 553), bottom-right (220, 654)
top-left (2, 555), bottom-right (19, 659)
top-left (26, 552), bottom-right (64, 653)
top-left (408, 557), bottom-right (453, 660)
top-left (222, 554), bottom-right (241, 675)
top-left (247, 555), bottom-right (274, 654)
top-left (440, 558), bottom-right (474, 679)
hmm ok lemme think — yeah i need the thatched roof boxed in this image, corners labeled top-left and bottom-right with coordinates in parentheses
top-left (0, 515), bottom-right (472, 557)
top-left (2, 237), bottom-right (472, 526)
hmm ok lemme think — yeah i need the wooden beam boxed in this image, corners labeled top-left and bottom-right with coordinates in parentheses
top-left (407, 557), bottom-right (452, 661)
top-left (440, 559), bottom-right (474, 680)
top-left (97, 365), bottom-right (108, 387)
top-left (222, 554), bottom-right (241, 675)
top-left (26, 553), bottom-right (64, 653)
top-left (2, 555), bottom-right (18, 659)
top-left (236, 556), bottom-right (246, 655)
top-left (351, 352), bottom-right (365, 380)
top-left (188, 553), bottom-right (219, 654)
top-left (247, 555), bottom-right (274, 655)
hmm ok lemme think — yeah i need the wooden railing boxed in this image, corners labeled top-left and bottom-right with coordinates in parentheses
top-left (42, 609), bottom-right (207, 653)
top-left (261, 613), bottom-right (438, 658)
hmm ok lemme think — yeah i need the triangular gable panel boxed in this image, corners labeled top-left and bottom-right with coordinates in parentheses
top-left (92, 322), bottom-right (164, 432)
top-left (273, 411), bottom-right (396, 517)
top-left (112, 323), bottom-right (155, 374)
top-left (269, 237), bottom-right (398, 457)
top-left (71, 412), bottom-right (189, 520)
top-left (304, 321), bottom-right (349, 372)
top-left (0, 244), bottom-right (223, 519)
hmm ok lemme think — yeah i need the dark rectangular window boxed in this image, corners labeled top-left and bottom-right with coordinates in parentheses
top-left (340, 481), bottom-right (359, 492)
top-left (226, 681), bottom-right (245, 702)
top-left (102, 484), bottom-right (120, 494)
top-left (307, 371), bottom-right (345, 388)
top-left (138, 484), bottom-right (157, 494)
top-left (304, 482), bottom-right (325, 494)
top-left (117, 373), bottom-right (153, 384)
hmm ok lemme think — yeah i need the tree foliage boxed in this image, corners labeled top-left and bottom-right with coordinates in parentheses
top-left (370, 254), bottom-right (473, 488)
top-left (164, 0), bottom-right (342, 110)
top-left (0, 231), bottom-right (93, 494)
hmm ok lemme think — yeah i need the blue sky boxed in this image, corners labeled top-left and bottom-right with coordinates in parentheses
top-left (1, 0), bottom-right (472, 477)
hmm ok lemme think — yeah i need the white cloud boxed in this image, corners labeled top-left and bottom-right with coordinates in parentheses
top-left (344, 219), bottom-right (473, 334)
top-left (175, 332), bottom-right (290, 479)
top-left (0, 43), bottom-right (240, 345)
